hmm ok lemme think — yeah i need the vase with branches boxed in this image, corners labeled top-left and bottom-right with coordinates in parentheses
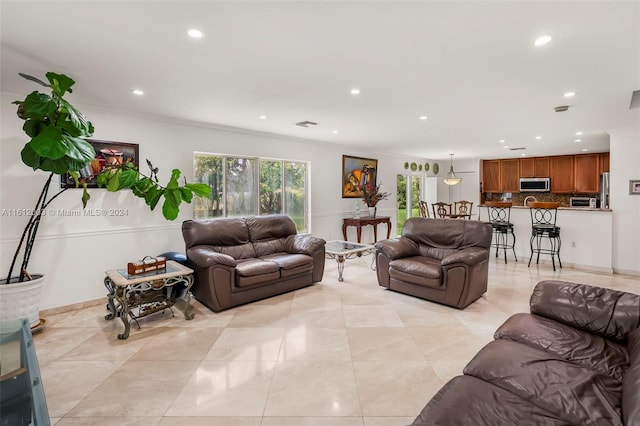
top-left (361, 183), bottom-right (390, 217)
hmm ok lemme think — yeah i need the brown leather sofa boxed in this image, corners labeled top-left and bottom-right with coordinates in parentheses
top-left (374, 218), bottom-right (492, 309)
top-left (182, 215), bottom-right (326, 312)
top-left (412, 280), bottom-right (640, 426)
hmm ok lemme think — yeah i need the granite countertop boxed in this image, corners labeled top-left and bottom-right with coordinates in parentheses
top-left (500, 205), bottom-right (612, 212)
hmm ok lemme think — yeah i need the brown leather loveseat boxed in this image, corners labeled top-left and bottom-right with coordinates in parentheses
top-left (413, 280), bottom-right (640, 426)
top-left (182, 214), bottom-right (326, 312)
top-left (374, 218), bottom-right (492, 309)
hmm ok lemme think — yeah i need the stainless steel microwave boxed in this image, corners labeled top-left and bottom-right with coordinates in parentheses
top-left (519, 177), bottom-right (550, 192)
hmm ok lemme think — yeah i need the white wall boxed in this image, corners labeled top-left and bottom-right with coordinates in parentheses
top-left (0, 93), bottom-right (430, 309)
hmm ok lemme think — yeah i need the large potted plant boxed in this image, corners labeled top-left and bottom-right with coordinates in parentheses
top-left (0, 72), bottom-right (209, 327)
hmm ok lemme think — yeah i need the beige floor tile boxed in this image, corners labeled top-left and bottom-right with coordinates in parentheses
top-left (353, 361), bottom-right (443, 417)
top-left (58, 327), bottom-right (168, 361)
top-left (227, 305), bottom-right (291, 328)
top-left (261, 417), bottom-right (365, 426)
top-left (166, 361), bottom-right (276, 416)
top-left (279, 327), bottom-right (351, 361)
top-left (363, 417), bottom-right (416, 426)
top-left (407, 326), bottom-right (489, 363)
top-left (41, 359), bottom-right (125, 418)
top-left (347, 328), bottom-right (425, 361)
top-left (343, 305), bottom-right (404, 328)
top-left (287, 305), bottom-right (346, 328)
top-left (205, 327), bottom-right (284, 361)
top-left (55, 418), bottom-right (161, 426)
top-left (33, 327), bottom-right (100, 365)
top-left (264, 361), bottom-right (361, 416)
top-left (131, 327), bottom-right (223, 360)
top-left (66, 360), bottom-right (199, 417)
top-left (158, 417), bottom-right (261, 425)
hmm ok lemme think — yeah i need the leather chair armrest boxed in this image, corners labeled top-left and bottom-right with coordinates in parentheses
top-left (187, 246), bottom-right (237, 268)
top-left (374, 237), bottom-right (419, 260)
top-left (441, 247), bottom-right (489, 267)
top-left (290, 235), bottom-right (326, 255)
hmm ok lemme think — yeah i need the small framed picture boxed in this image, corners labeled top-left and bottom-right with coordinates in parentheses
top-left (630, 180), bottom-right (640, 195)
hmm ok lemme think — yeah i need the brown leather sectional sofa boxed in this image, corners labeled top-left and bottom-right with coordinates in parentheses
top-left (412, 280), bottom-right (640, 426)
top-left (374, 218), bottom-right (492, 309)
top-left (182, 215), bottom-right (326, 312)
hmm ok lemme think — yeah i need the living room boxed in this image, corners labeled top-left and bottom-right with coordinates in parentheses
top-left (1, 1), bottom-right (639, 425)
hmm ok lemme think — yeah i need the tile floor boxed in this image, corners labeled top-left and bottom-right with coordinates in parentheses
top-left (35, 256), bottom-right (639, 426)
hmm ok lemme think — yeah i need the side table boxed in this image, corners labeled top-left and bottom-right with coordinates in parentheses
top-left (342, 216), bottom-right (392, 243)
top-left (104, 260), bottom-right (195, 339)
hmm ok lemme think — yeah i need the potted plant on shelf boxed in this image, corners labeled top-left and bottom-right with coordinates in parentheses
top-left (0, 71), bottom-right (210, 328)
top-left (361, 183), bottom-right (391, 218)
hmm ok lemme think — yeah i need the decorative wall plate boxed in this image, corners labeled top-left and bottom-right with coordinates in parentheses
top-left (418, 164), bottom-right (423, 171)
top-left (404, 162), bottom-right (409, 170)
top-left (433, 163), bottom-right (439, 174)
top-left (425, 162), bottom-right (430, 172)
top-left (410, 162), bottom-right (417, 171)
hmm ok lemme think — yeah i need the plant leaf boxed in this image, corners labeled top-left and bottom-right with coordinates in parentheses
top-left (106, 169), bottom-right (122, 192)
top-left (46, 72), bottom-right (75, 95)
top-left (60, 135), bottom-right (96, 163)
top-left (166, 169), bottom-right (181, 189)
top-left (184, 183), bottom-right (211, 197)
top-left (18, 91), bottom-right (56, 119)
top-left (178, 187), bottom-right (193, 203)
top-left (29, 126), bottom-right (66, 159)
top-left (18, 73), bottom-right (50, 88)
top-left (118, 168), bottom-right (139, 188)
top-left (162, 188), bottom-right (182, 220)
top-left (145, 186), bottom-right (164, 210)
top-left (20, 144), bottom-right (42, 170)
top-left (81, 183), bottom-right (91, 208)
top-left (59, 99), bottom-right (94, 136)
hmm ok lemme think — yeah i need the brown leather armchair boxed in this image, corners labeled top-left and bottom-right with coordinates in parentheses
top-left (374, 217), bottom-right (492, 309)
top-left (182, 215), bottom-right (325, 312)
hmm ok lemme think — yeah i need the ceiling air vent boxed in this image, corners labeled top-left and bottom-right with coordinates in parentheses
top-left (554, 105), bottom-right (569, 112)
top-left (295, 121), bottom-right (318, 127)
top-left (510, 147), bottom-right (526, 151)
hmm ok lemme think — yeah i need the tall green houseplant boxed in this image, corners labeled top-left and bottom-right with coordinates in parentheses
top-left (5, 72), bottom-right (210, 285)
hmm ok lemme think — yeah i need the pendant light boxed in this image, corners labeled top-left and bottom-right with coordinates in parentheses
top-left (443, 154), bottom-right (461, 186)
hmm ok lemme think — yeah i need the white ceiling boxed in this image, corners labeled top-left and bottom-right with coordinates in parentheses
top-left (1, 1), bottom-right (638, 161)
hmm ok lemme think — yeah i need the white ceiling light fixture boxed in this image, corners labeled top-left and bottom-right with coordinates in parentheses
top-left (187, 28), bottom-right (204, 39)
top-left (443, 154), bottom-right (461, 186)
top-left (535, 135), bottom-right (542, 140)
top-left (563, 91), bottom-right (576, 98)
top-left (534, 35), bottom-right (552, 46)
top-left (350, 88), bottom-right (361, 95)
top-left (419, 115), bottom-right (428, 120)
top-left (574, 139), bottom-right (582, 142)
top-left (132, 89), bottom-right (144, 96)
top-left (499, 139), bottom-right (505, 143)
top-left (576, 131), bottom-right (583, 136)
top-left (332, 130), bottom-right (339, 134)
top-left (581, 148), bottom-right (589, 152)
top-left (259, 115), bottom-right (267, 119)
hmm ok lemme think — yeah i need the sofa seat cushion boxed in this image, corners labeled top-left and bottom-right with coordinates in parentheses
top-left (235, 259), bottom-right (280, 288)
top-left (463, 339), bottom-right (623, 426)
top-left (412, 375), bottom-right (570, 426)
top-left (389, 256), bottom-right (442, 288)
top-left (495, 313), bottom-right (629, 381)
top-left (261, 253), bottom-right (313, 278)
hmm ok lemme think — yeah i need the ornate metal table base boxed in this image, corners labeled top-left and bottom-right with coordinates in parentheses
top-left (104, 261), bottom-right (195, 339)
top-left (325, 240), bottom-right (375, 282)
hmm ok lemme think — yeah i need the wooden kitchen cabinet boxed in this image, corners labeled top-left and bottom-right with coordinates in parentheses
top-left (599, 152), bottom-right (610, 173)
top-left (550, 155), bottom-right (574, 193)
top-left (574, 154), bottom-right (599, 193)
top-left (482, 160), bottom-right (501, 193)
top-left (501, 159), bottom-right (520, 192)
top-left (520, 157), bottom-right (550, 178)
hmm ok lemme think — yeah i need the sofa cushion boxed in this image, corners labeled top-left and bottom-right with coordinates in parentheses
top-left (182, 218), bottom-right (249, 249)
top-left (235, 259), bottom-right (281, 288)
top-left (210, 242), bottom-right (256, 260)
top-left (253, 238), bottom-right (289, 258)
top-left (246, 214), bottom-right (297, 241)
top-left (463, 339), bottom-right (623, 426)
top-left (261, 253), bottom-right (313, 278)
top-left (623, 327), bottom-right (640, 425)
top-left (495, 313), bottom-right (629, 381)
top-left (389, 256), bottom-right (442, 288)
top-left (412, 375), bottom-right (570, 426)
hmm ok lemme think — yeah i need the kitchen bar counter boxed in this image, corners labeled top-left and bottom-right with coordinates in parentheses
top-left (477, 205), bottom-right (612, 272)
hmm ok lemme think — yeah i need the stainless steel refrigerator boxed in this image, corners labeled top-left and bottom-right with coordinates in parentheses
top-left (600, 172), bottom-right (610, 208)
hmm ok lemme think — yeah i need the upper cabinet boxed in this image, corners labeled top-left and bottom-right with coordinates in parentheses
top-left (574, 154), bottom-right (599, 193)
top-left (520, 157), bottom-right (549, 178)
top-left (550, 155), bottom-right (575, 193)
top-left (482, 160), bottom-right (501, 192)
top-left (501, 159), bottom-right (520, 192)
top-left (599, 152), bottom-right (610, 173)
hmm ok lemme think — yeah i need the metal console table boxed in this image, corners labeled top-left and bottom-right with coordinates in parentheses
top-left (325, 240), bottom-right (375, 282)
top-left (104, 260), bottom-right (195, 339)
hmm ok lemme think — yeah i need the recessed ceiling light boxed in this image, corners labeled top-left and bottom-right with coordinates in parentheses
top-left (521, 153), bottom-right (526, 157)
top-left (576, 131), bottom-right (583, 136)
top-left (499, 139), bottom-right (505, 143)
top-left (419, 115), bottom-right (428, 120)
top-left (332, 130), bottom-right (339, 134)
top-left (534, 35), bottom-right (552, 46)
top-left (574, 139), bottom-right (582, 143)
top-left (581, 148), bottom-right (589, 152)
top-left (503, 145), bottom-right (509, 149)
top-left (259, 115), bottom-right (267, 120)
top-left (132, 89), bottom-right (144, 96)
top-left (535, 136), bottom-right (542, 140)
top-left (187, 28), bottom-right (204, 39)
top-left (350, 88), bottom-right (361, 95)
top-left (563, 91), bottom-right (576, 98)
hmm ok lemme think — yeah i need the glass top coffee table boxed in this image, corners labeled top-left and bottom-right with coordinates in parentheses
top-left (325, 240), bottom-right (375, 282)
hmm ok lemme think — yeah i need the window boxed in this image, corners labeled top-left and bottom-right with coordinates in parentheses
top-left (396, 173), bottom-right (422, 232)
top-left (193, 153), bottom-right (308, 232)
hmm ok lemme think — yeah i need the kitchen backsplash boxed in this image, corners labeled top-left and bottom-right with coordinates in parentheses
top-left (483, 192), bottom-right (599, 207)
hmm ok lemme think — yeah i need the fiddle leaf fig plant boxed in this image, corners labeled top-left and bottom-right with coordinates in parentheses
top-left (6, 71), bottom-right (210, 284)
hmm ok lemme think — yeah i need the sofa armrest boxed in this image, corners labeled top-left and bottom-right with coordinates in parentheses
top-left (530, 280), bottom-right (640, 342)
top-left (187, 246), bottom-right (237, 268)
top-left (290, 235), bottom-right (326, 255)
top-left (441, 247), bottom-right (489, 267)
top-left (374, 237), bottom-right (419, 260)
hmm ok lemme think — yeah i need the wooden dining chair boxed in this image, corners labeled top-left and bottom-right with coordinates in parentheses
top-left (454, 200), bottom-right (473, 219)
top-left (419, 201), bottom-right (430, 218)
top-left (431, 202), bottom-right (452, 218)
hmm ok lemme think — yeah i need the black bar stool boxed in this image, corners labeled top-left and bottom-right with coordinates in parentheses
top-left (528, 202), bottom-right (562, 271)
top-left (484, 201), bottom-right (517, 263)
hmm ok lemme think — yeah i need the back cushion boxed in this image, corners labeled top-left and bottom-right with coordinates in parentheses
top-left (246, 215), bottom-right (297, 241)
top-left (623, 327), bottom-right (640, 425)
top-left (254, 239), bottom-right (288, 258)
top-left (182, 218), bottom-right (249, 249)
top-left (402, 218), bottom-right (464, 248)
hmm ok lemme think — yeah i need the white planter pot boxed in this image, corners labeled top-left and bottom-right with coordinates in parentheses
top-left (0, 274), bottom-right (45, 327)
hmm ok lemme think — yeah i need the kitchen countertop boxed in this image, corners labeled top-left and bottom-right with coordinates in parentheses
top-left (480, 205), bottom-right (612, 212)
